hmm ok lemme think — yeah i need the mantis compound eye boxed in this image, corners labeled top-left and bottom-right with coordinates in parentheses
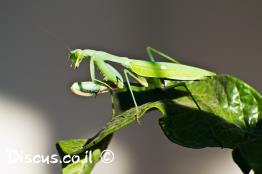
top-left (75, 49), bottom-right (84, 59)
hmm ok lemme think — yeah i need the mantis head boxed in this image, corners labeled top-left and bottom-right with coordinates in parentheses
top-left (69, 49), bottom-right (85, 69)
top-left (69, 49), bottom-right (96, 69)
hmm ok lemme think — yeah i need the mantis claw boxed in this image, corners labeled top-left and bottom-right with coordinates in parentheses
top-left (134, 108), bottom-right (141, 126)
top-left (136, 117), bottom-right (142, 126)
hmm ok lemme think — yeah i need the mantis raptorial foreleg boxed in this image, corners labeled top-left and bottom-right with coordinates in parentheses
top-left (146, 47), bottom-right (179, 63)
top-left (90, 58), bottom-right (117, 116)
top-left (90, 58), bottom-right (114, 91)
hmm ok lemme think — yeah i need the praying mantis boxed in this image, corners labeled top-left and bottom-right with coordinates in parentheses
top-left (69, 47), bottom-right (216, 122)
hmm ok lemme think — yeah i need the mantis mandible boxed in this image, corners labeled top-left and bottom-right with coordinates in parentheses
top-left (69, 47), bottom-right (216, 122)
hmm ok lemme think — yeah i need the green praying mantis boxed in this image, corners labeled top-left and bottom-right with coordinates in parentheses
top-left (69, 47), bottom-right (216, 122)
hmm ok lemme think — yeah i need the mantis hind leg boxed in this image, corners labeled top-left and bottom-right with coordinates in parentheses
top-left (165, 82), bottom-right (201, 110)
top-left (146, 47), bottom-right (181, 88)
top-left (146, 47), bottom-right (180, 63)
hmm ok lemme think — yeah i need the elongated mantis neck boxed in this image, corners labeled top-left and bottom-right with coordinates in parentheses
top-left (83, 49), bottom-right (131, 68)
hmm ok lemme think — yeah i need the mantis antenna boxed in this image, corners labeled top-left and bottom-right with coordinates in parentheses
top-left (36, 25), bottom-right (71, 67)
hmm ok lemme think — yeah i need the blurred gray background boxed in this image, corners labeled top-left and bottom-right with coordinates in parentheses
top-left (2, 0), bottom-right (262, 173)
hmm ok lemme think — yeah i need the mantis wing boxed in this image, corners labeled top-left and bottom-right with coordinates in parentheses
top-left (129, 60), bottom-right (216, 80)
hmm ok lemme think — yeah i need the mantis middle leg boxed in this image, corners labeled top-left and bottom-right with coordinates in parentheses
top-left (124, 69), bottom-right (151, 124)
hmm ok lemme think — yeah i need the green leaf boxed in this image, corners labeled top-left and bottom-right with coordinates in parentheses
top-left (59, 139), bottom-right (87, 154)
top-left (232, 147), bottom-right (251, 174)
top-left (62, 149), bottom-right (101, 174)
top-left (233, 138), bottom-right (262, 174)
top-left (159, 75), bottom-right (262, 149)
top-left (158, 75), bottom-right (262, 172)
top-left (56, 134), bottom-right (113, 174)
